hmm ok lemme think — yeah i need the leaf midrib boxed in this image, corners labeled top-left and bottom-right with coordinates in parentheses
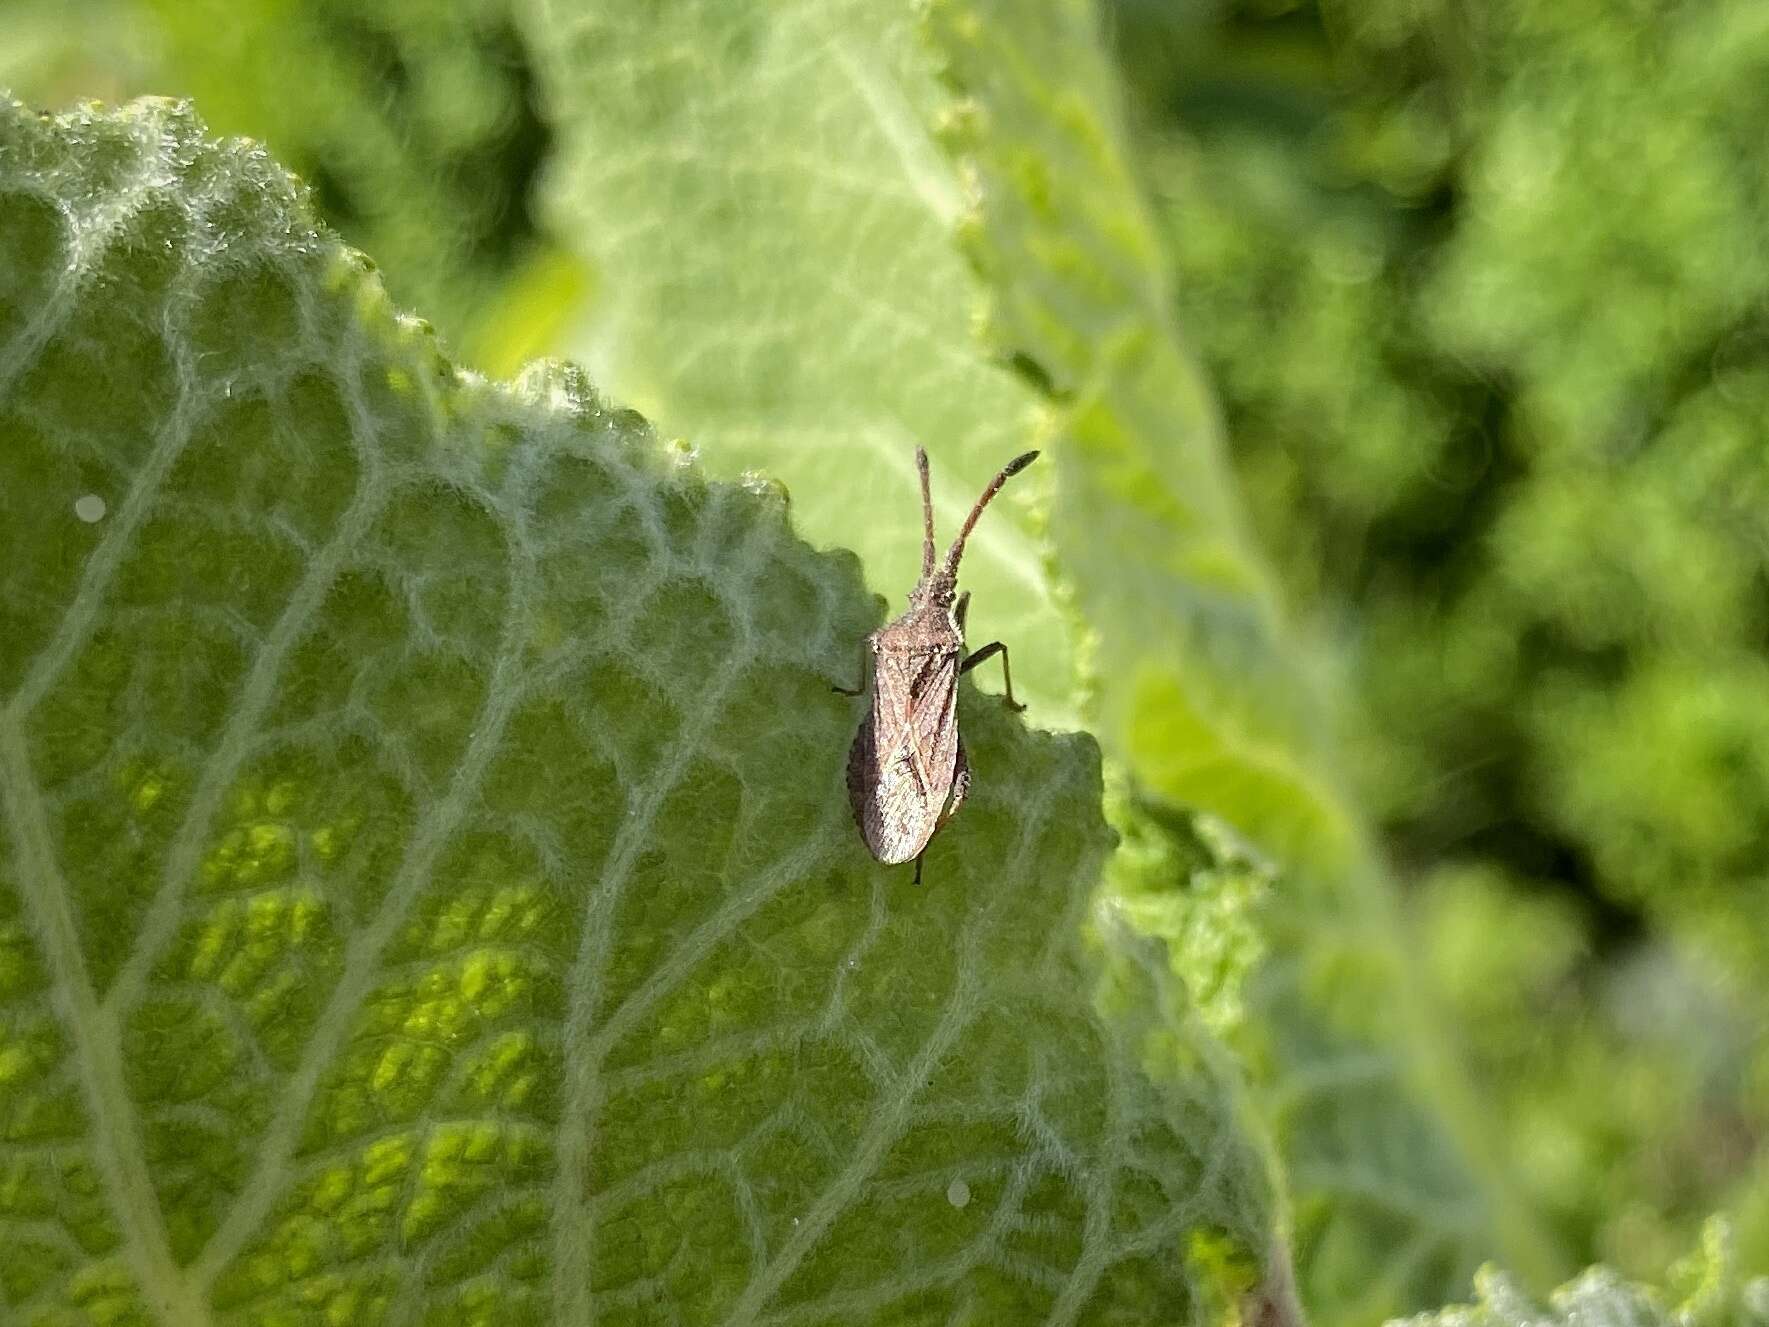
top-left (0, 717), bottom-right (213, 1325)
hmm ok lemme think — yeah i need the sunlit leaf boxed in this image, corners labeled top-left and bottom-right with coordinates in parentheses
top-left (0, 96), bottom-right (1285, 1325)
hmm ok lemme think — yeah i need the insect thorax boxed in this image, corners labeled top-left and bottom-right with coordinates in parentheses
top-left (874, 578), bottom-right (962, 653)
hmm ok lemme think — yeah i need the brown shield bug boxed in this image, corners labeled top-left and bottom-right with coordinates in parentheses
top-left (835, 446), bottom-right (1039, 884)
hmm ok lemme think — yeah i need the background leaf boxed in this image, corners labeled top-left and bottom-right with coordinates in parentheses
top-left (1394, 1220), bottom-right (1769, 1327)
top-left (0, 97), bottom-right (1285, 1323)
top-left (527, 0), bottom-right (1078, 722)
top-left (1113, 0), bottom-right (1769, 1284)
top-left (526, 0), bottom-right (1540, 1317)
top-left (918, 0), bottom-right (1569, 1315)
top-left (0, 0), bottom-right (561, 355)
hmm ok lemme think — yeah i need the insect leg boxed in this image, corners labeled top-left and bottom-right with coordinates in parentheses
top-left (914, 853), bottom-right (924, 887)
top-left (954, 590), bottom-right (971, 634)
top-left (829, 642), bottom-right (869, 696)
top-left (935, 739), bottom-right (970, 831)
top-left (959, 640), bottom-right (1023, 711)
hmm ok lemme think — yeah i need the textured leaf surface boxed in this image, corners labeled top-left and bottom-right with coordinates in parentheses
top-left (918, 2), bottom-right (1548, 1316)
top-left (0, 97), bottom-right (1283, 1324)
top-left (1129, 0), bottom-right (1769, 1284)
top-left (529, 0), bottom-right (1076, 722)
top-left (528, 0), bottom-right (1525, 1318)
top-left (1393, 1222), bottom-right (1769, 1327)
top-left (923, 0), bottom-right (1342, 876)
top-left (0, 0), bottom-right (554, 351)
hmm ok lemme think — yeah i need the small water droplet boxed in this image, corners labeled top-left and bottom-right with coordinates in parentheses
top-left (74, 493), bottom-right (107, 523)
top-left (946, 1178), bottom-right (970, 1209)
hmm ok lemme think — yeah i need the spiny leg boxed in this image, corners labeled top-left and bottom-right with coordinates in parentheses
top-left (956, 592), bottom-right (1023, 712)
top-left (960, 639), bottom-right (1023, 711)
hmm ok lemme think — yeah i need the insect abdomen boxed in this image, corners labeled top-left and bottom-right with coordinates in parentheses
top-left (846, 708), bottom-right (951, 862)
top-left (845, 648), bottom-right (960, 863)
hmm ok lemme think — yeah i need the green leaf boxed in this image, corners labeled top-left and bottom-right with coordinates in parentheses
top-left (923, 0), bottom-right (1348, 880)
top-left (528, 0), bottom-right (1079, 723)
top-left (0, 0), bottom-right (558, 351)
top-left (527, 0), bottom-right (1537, 1316)
top-left (0, 97), bottom-right (1285, 1324)
top-left (926, 0), bottom-right (1576, 1314)
top-left (1396, 1220), bottom-right (1769, 1327)
top-left (1132, 0), bottom-right (1769, 1281)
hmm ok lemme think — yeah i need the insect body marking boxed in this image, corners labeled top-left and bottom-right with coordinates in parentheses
top-left (838, 446), bottom-right (1040, 881)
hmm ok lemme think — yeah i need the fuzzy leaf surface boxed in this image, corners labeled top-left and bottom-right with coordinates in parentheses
top-left (529, 0), bottom-right (1078, 721)
top-left (0, 97), bottom-right (1281, 1325)
top-left (1393, 1222), bottom-right (1769, 1327)
top-left (528, 0), bottom-right (1523, 1317)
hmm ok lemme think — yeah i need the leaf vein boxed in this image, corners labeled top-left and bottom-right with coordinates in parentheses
top-left (189, 481), bottom-right (536, 1288)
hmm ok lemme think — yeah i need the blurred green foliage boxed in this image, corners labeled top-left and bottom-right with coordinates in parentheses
top-left (5, 0), bottom-right (1767, 1312)
top-left (1108, 0), bottom-right (1769, 1284)
top-left (1397, 1216), bottom-right (1768, 1327)
top-left (0, 0), bottom-right (566, 349)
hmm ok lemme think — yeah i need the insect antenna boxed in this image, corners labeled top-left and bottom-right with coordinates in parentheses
top-left (942, 449), bottom-right (1040, 575)
top-left (916, 445), bottom-right (936, 580)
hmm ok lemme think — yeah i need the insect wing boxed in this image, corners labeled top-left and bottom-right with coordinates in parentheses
top-left (846, 647), bottom-right (960, 863)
